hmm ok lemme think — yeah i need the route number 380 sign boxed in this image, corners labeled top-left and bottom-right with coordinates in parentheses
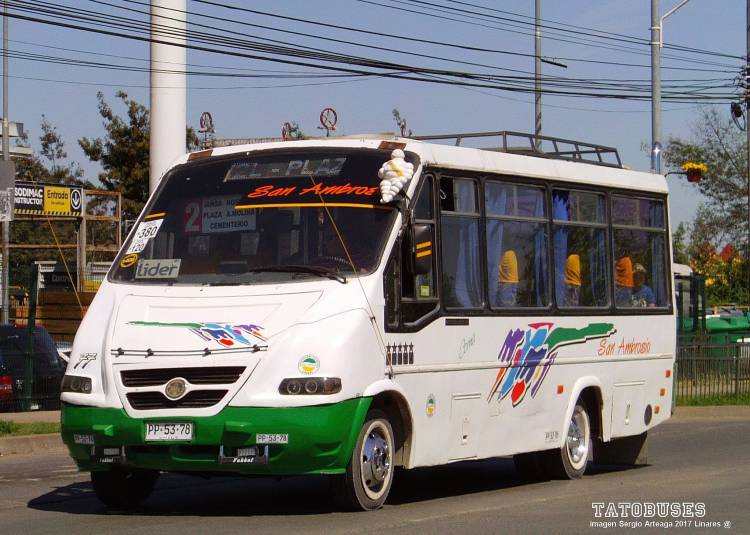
top-left (126, 219), bottom-right (164, 254)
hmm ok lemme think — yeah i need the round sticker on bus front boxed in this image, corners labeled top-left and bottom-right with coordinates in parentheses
top-left (120, 253), bottom-right (138, 268)
top-left (298, 355), bottom-right (319, 375)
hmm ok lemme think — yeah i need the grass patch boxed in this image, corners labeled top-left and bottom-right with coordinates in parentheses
top-left (0, 420), bottom-right (60, 436)
top-left (676, 393), bottom-right (750, 406)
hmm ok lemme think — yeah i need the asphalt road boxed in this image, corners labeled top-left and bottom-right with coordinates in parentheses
top-left (0, 415), bottom-right (748, 535)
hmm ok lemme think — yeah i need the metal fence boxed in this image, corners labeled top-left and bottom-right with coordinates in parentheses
top-left (676, 340), bottom-right (750, 400)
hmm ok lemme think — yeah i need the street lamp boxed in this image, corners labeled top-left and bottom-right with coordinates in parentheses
top-left (651, 0), bottom-right (693, 174)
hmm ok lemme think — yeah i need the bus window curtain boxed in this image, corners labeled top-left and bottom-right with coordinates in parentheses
top-left (651, 233), bottom-right (666, 306)
top-left (590, 229), bottom-right (608, 305)
top-left (534, 193), bottom-right (548, 306)
top-left (450, 217), bottom-right (481, 307)
top-left (649, 201), bottom-right (667, 306)
top-left (552, 192), bottom-right (569, 306)
top-left (485, 188), bottom-right (507, 302)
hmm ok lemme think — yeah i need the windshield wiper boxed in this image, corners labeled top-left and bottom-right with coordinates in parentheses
top-left (247, 265), bottom-right (347, 284)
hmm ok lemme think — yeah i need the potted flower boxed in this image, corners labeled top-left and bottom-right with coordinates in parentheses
top-left (681, 162), bottom-right (708, 183)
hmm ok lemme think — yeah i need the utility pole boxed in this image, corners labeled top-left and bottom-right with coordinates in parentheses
top-left (150, 0), bottom-right (187, 194)
top-left (651, 1), bottom-right (692, 173)
top-left (651, 0), bottom-right (661, 173)
top-left (2, 2), bottom-right (9, 324)
top-left (534, 0), bottom-right (542, 149)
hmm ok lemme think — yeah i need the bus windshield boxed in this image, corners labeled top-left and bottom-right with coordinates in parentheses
top-left (110, 149), bottom-right (415, 285)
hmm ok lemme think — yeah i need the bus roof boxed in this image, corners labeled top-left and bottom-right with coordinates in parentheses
top-left (179, 135), bottom-right (668, 195)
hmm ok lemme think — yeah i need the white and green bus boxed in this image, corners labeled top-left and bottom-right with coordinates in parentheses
top-left (61, 132), bottom-right (675, 510)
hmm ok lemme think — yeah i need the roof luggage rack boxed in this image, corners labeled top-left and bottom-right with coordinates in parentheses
top-left (411, 130), bottom-right (622, 168)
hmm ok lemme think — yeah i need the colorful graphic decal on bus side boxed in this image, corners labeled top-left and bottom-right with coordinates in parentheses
top-left (487, 322), bottom-right (616, 407)
top-left (127, 321), bottom-right (267, 347)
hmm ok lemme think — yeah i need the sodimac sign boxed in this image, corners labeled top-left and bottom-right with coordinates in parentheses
top-left (14, 181), bottom-right (83, 217)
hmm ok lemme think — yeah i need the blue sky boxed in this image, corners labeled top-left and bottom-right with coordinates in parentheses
top-left (5, 1), bottom-right (745, 230)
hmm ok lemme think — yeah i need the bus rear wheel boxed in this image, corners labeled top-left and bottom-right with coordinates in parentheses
top-left (91, 467), bottom-right (159, 509)
top-left (547, 400), bottom-right (591, 479)
top-left (332, 409), bottom-right (395, 511)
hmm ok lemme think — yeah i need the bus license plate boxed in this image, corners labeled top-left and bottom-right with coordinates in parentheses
top-left (145, 422), bottom-right (193, 441)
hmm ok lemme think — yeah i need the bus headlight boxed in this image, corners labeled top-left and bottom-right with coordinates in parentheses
top-left (279, 377), bottom-right (341, 395)
top-left (61, 375), bottom-right (93, 394)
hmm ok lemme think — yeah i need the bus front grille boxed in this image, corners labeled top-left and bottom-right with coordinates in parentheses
top-left (121, 367), bottom-right (246, 387)
top-left (127, 390), bottom-right (228, 410)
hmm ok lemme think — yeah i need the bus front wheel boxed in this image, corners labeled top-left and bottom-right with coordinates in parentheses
top-left (547, 400), bottom-right (591, 479)
top-left (332, 409), bottom-right (395, 511)
top-left (91, 467), bottom-right (159, 509)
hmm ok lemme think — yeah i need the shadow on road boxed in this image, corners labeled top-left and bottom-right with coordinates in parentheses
top-left (27, 458), bottom-right (640, 516)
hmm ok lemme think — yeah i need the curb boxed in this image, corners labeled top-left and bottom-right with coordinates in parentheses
top-left (0, 433), bottom-right (65, 457)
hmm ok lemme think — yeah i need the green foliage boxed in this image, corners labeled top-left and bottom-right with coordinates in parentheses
top-left (0, 420), bottom-right (61, 436)
top-left (13, 117), bottom-right (88, 186)
top-left (79, 91), bottom-right (199, 220)
top-left (676, 393), bottom-right (750, 406)
top-left (664, 106), bottom-right (750, 306)
top-left (688, 241), bottom-right (748, 306)
top-left (663, 107), bottom-right (748, 250)
top-left (672, 222), bottom-right (689, 264)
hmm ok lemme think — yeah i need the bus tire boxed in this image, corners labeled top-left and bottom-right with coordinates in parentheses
top-left (546, 400), bottom-right (591, 479)
top-left (331, 409), bottom-right (395, 511)
top-left (91, 468), bottom-right (159, 509)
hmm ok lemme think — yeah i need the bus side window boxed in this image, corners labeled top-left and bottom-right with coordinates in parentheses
top-left (552, 189), bottom-right (609, 308)
top-left (486, 181), bottom-right (549, 308)
top-left (612, 196), bottom-right (669, 308)
top-left (440, 176), bottom-right (483, 309)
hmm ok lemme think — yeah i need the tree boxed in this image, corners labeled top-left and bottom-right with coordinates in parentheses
top-left (672, 222), bottom-right (689, 265)
top-left (663, 107), bottom-right (747, 251)
top-left (13, 117), bottom-right (87, 186)
top-left (79, 91), bottom-right (199, 219)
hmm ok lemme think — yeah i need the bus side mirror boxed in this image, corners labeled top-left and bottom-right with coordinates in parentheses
top-left (410, 224), bottom-right (433, 275)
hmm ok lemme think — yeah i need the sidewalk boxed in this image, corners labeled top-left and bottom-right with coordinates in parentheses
top-left (1, 405), bottom-right (749, 457)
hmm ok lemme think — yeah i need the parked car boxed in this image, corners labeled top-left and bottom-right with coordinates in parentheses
top-left (0, 325), bottom-right (66, 412)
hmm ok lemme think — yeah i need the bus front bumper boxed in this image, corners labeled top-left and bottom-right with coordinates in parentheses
top-left (60, 398), bottom-right (371, 475)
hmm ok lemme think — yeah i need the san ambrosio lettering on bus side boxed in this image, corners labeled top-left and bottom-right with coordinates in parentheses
top-left (598, 338), bottom-right (652, 356)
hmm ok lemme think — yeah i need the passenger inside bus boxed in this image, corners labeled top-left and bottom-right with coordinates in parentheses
top-left (497, 249), bottom-right (519, 306)
top-left (632, 262), bottom-right (656, 307)
top-left (615, 256), bottom-right (634, 306)
top-left (564, 254), bottom-right (581, 306)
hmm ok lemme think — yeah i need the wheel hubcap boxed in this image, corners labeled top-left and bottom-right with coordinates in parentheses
top-left (567, 407), bottom-right (588, 466)
top-left (360, 424), bottom-right (391, 496)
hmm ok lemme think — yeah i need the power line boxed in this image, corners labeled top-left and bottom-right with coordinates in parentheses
top-left (2, 2), bottom-right (737, 102)
top-left (430, 0), bottom-right (744, 61)
top-left (359, 0), bottom-right (742, 70)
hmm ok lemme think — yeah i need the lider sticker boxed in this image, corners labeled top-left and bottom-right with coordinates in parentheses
top-left (135, 259), bottom-right (181, 279)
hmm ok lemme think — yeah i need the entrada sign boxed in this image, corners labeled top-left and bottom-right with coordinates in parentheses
top-left (14, 181), bottom-right (83, 217)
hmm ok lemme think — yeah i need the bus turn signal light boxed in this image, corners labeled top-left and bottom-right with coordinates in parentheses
top-left (557, 385), bottom-right (564, 394)
top-left (665, 369), bottom-right (671, 378)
